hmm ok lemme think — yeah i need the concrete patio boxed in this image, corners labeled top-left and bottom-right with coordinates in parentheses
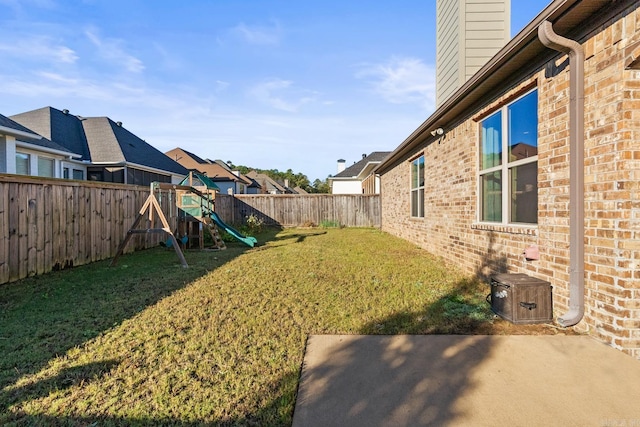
top-left (293, 335), bottom-right (640, 427)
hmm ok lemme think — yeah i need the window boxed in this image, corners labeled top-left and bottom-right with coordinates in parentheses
top-left (16, 152), bottom-right (30, 175)
top-left (411, 155), bottom-right (425, 218)
top-left (479, 90), bottom-right (538, 224)
top-left (72, 169), bottom-right (84, 180)
top-left (37, 157), bottom-right (54, 177)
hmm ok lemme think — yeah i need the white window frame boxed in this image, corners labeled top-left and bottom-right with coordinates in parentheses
top-left (37, 156), bottom-right (55, 178)
top-left (15, 152), bottom-right (30, 176)
top-left (410, 155), bottom-right (425, 218)
top-left (478, 89), bottom-right (538, 225)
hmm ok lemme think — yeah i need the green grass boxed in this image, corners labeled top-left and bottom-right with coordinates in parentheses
top-left (319, 219), bottom-right (341, 228)
top-left (0, 227), bottom-right (497, 426)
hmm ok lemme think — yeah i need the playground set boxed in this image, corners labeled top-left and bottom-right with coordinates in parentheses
top-left (110, 172), bottom-right (257, 268)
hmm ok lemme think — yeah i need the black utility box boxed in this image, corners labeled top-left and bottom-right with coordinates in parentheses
top-left (490, 273), bottom-right (553, 324)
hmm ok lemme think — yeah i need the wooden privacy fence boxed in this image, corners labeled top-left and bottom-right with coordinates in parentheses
top-left (0, 175), bottom-right (179, 285)
top-left (0, 175), bottom-right (380, 285)
top-left (215, 194), bottom-right (381, 228)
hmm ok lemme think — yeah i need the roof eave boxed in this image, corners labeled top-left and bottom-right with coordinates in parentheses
top-left (16, 140), bottom-right (81, 158)
top-left (0, 125), bottom-right (43, 140)
top-left (92, 161), bottom-right (187, 177)
top-left (375, 0), bottom-right (611, 175)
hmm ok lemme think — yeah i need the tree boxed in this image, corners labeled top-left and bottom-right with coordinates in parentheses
top-left (226, 162), bottom-right (329, 193)
top-left (310, 178), bottom-right (330, 193)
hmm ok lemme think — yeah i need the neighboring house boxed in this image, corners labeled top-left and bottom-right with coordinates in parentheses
top-left (376, 0), bottom-right (640, 358)
top-left (11, 107), bottom-right (188, 185)
top-left (0, 113), bottom-right (82, 178)
top-left (329, 152), bottom-right (390, 194)
top-left (245, 170), bottom-right (287, 194)
top-left (293, 186), bottom-right (309, 195)
top-left (210, 159), bottom-right (260, 194)
top-left (244, 176), bottom-right (264, 194)
top-left (165, 148), bottom-right (254, 194)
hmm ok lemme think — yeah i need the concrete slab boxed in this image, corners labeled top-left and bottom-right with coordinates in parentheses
top-left (293, 335), bottom-right (640, 427)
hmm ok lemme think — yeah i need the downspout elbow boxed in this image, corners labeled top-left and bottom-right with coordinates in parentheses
top-left (538, 21), bottom-right (585, 327)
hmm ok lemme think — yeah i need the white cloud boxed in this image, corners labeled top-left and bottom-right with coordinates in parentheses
top-left (247, 79), bottom-right (317, 113)
top-left (357, 56), bottom-right (436, 110)
top-left (0, 70), bottom-right (186, 113)
top-left (233, 22), bottom-right (282, 45)
top-left (85, 28), bottom-right (145, 73)
top-left (215, 80), bottom-right (230, 92)
top-left (0, 36), bottom-right (78, 64)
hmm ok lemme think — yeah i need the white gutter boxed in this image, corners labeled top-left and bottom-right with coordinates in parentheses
top-left (16, 140), bottom-right (81, 159)
top-left (538, 20), bottom-right (585, 327)
top-left (0, 125), bottom-right (43, 140)
top-left (92, 160), bottom-right (186, 177)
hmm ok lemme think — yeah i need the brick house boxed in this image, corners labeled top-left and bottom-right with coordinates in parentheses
top-left (376, 0), bottom-right (640, 358)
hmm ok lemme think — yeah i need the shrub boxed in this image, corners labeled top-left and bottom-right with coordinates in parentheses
top-left (245, 213), bottom-right (264, 233)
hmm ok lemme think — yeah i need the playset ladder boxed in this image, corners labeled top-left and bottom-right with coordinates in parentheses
top-left (205, 220), bottom-right (227, 251)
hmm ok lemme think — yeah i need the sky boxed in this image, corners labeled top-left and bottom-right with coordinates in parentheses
top-left (0, 0), bottom-right (550, 182)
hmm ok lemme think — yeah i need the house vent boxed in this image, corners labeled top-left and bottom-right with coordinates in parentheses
top-left (116, 121), bottom-right (122, 127)
top-left (62, 109), bottom-right (69, 114)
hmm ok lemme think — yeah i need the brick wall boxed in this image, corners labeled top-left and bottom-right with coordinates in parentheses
top-left (380, 7), bottom-right (640, 358)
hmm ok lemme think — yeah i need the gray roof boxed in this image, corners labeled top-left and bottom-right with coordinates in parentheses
top-left (82, 117), bottom-right (188, 175)
top-left (0, 113), bottom-right (40, 136)
top-left (246, 170), bottom-right (286, 193)
top-left (2, 112), bottom-right (76, 155)
top-left (10, 107), bottom-right (88, 158)
top-left (11, 107), bottom-right (187, 175)
top-left (334, 151), bottom-right (391, 178)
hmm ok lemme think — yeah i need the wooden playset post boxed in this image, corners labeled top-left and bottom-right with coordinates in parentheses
top-left (110, 182), bottom-right (188, 268)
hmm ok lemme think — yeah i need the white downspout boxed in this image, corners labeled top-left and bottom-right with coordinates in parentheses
top-left (538, 21), bottom-right (585, 327)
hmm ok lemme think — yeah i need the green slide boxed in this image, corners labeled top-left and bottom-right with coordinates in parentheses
top-left (210, 212), bottom-right (258, 247)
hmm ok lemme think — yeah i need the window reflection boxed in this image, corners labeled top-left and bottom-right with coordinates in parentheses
top-left (508, 91), bottom-right (538, 161)
top-left (481, 111), bottom-right (502, 169)
top-left (511, 162), bottom-right (538, 224)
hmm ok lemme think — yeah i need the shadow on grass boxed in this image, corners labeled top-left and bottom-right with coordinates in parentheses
top-left (0, 226), bottom-right (293, 425)
top-left (0, 227), bottom-right (516, 426)
top-left (0, 229), bottom-right (282, 400)
top-left (4, 369), bottom-right (300, 426)
top-left (359, 277), bottom-right (496, 336)
top-left (1, 359), bottom-right (120, 416)
top-left (277, 230), bottom-right (327, 244)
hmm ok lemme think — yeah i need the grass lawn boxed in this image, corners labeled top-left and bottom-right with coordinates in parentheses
top-left (0, 227), bottom-right (558, 426)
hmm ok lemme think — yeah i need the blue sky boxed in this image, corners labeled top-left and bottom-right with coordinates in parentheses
top-left (0, 0), bottom-right (549, 181)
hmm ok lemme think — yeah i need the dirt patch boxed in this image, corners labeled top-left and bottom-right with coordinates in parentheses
top-left (475, 317), bottom-right (581, 335)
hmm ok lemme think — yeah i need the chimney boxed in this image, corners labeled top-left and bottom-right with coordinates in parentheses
top-left (284, 178), bottom-right (290, 188)
top-left (337, 159), bottom-right (346, 174)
